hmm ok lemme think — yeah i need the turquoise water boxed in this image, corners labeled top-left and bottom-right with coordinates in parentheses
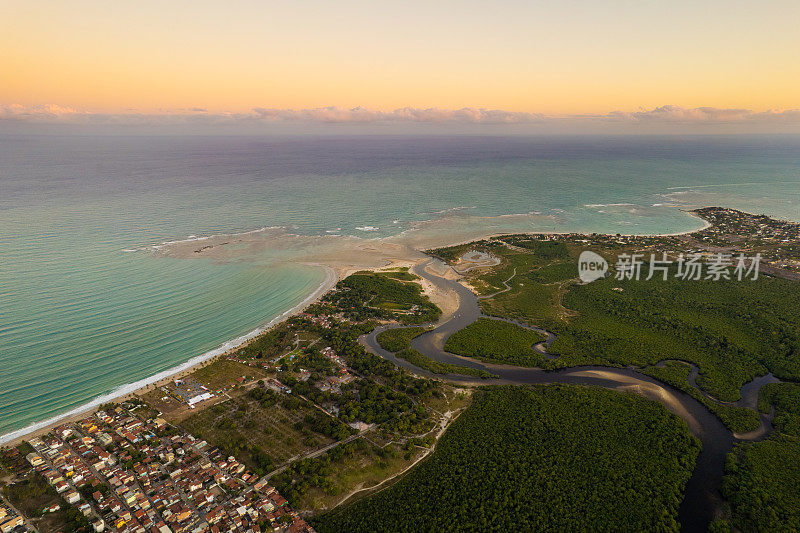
top-left (1, 134), bottom-right (799, 439)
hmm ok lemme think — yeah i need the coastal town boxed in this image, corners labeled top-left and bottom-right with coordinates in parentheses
top-left (0, 316), bottom-right (364, 533)
top-left (1, 401), bottom-right (314, 533)
top-left (0, 331), bottom-right (357, 533)
top-left (3, 208), bottom-right (800, 532)
top-left (1, 267), bottom-right (463, 533)
top-left (6, 2), bottom-right (800, 529)
top-left (434, 207), bottom-right (800, 280)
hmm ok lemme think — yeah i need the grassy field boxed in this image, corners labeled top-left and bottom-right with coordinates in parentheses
top-left (425, 241), bottom-right (493, 263)
top-left (275, 437), bottom-right (427, 514)
top-left (377, 267), bottom-right (419, 281)
top-left (444, 318), bottom-right (547, 367)
top-left (191, 359), bottom-right (270, 391)
top-left (479, 278), bottom-right (569, 327)
top-left (180, 390), bottom-right (340, 473)
top-left (314, 385), bottom-right (699, 533)
top-left (237, 321), bottom-right (297, 360)
top-left (273, 384), bottom-right (470, 514)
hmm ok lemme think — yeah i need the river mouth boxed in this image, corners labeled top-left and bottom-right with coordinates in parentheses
top-left (361, 258), bottom-right (777, 533)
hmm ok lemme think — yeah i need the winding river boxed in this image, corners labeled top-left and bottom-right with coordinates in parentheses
top-left (359, 259), bottom-right (778, 533)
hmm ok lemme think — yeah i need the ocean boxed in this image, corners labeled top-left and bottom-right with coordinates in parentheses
top-left (1, 134), bottom-right (799, 440)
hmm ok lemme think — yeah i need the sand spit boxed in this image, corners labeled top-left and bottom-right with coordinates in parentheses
top-left (2, 208), bottom-right (711, 446)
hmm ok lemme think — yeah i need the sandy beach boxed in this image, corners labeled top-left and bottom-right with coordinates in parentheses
top-left (0, 251), bottom-right (451, 447)
top-left (1, 208), bottom-right (712, 447)
top-left (1, 265), bottom-right (339, 446)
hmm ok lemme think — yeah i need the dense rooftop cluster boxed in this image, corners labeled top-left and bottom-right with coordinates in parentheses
top-left (692, 207), bottom-right (800, 243)
top-left (5, 402), bottom-right (313, 533)
top-left (689, 207), bottom-right (800, 271)
top-left (0, 499), bottom-right (26, 532)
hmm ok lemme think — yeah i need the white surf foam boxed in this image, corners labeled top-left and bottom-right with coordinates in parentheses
top-left (150, 226), bottom-right (286, 250)
top-left (0, 265), bottom-right (337, 446)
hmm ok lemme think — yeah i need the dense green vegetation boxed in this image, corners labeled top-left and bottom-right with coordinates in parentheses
top-left (425, 241), bottom-right (492, 263)
top-left (717, 435), bottom-right (800, 532)
top-left (376, 327), bottom-right (429, 352)
top-left (375, 326), bottom-right (495, 378)
top-left (338, 380), bottom-right (416, 426)
top-left (323, 272), bottom-right (441, 324)
top-left (423, 228), bottom-right (800, 531)
top-left (314, 385), bottom-right (699, 533)
top-left (551, 272), bottom-right (800, 402)
top-left (497, 235), bottom-right (572, 259)
top-left (641, 361), bottom-right (760, 433)
top-left (430, 231), bottom-right (800, 532)
top-left (395, 348), bottom-right (497, 379)
top-left (444, 318), bottom-right (547, 367)
top-left (759, 382), bottom-right (800, 437)
top-left (436, 237), bottom-right (800, 404)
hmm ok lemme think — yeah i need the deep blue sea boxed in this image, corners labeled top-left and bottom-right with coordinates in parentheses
top-left (2, 134), bottom-right (799, 440)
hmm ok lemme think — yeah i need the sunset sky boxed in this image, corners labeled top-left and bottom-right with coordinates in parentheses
top-left (2, 0), bottom-right (800, 131)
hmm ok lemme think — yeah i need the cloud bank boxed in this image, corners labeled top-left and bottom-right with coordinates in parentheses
top-left (2, 104), bottom-right (800, 133)
top-left (0, 104), bottom-right (547, 125)
top-left (606, 105), bottom-right (800, 124)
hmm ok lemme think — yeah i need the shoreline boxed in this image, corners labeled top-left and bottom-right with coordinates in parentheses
top-left (0, 209), bottom-right (712, 447)
top-left (0, 266), bottom-right (338, 447)
top-left (415, 209), bottom-right (711, 252)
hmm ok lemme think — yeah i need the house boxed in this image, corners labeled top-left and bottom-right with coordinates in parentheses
top-left (0, 515), bottom-right (24, 533)
top-left (25, 452), bottom-right (44, 467)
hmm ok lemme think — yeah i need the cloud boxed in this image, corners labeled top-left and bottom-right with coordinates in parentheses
top-left (0, 103), bottom-right (85, 120)
top-left (2, 104), bottom-right (800, 131)
top-left (250, 106), bottom-right (546, 124)
top-left (605, 105), bottom-right (752, 123)
top-left (0, 104), bottom-right (551, 125)
top-left (598, 105), bottom-right (800, 125)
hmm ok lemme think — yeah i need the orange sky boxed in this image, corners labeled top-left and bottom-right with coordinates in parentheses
top-left (2, 1), bottom-right (799, 115)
